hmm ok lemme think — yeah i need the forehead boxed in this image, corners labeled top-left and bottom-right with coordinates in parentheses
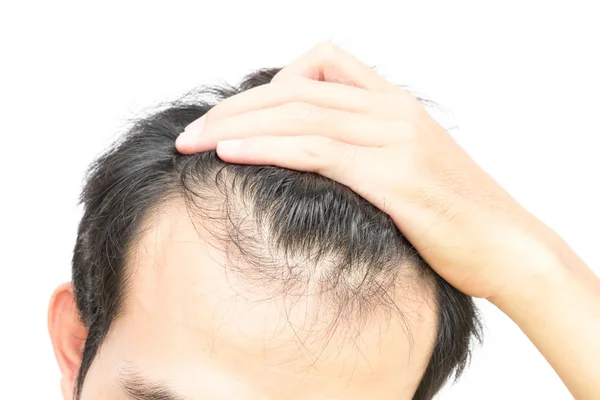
top-left (92, 200), bottom-right (438, 399)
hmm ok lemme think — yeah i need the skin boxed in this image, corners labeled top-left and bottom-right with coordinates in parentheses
top-left (49, 43), bottom-right (600, 399)
top-left (175, 43), bottom-right (600, 399)
top-left (49, 199), bottom-right (438, 399)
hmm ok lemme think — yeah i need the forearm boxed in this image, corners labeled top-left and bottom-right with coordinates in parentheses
top-left (490, 230), bottom-right (600, 399)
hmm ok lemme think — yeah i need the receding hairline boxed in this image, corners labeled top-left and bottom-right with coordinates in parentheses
top-left (72, 68), bottom-right (481, 398)
top-left (121, 191), bottom-right (440, 348)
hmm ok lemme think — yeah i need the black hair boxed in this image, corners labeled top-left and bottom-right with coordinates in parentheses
top-left (72, 68), bottom-right (482, 399)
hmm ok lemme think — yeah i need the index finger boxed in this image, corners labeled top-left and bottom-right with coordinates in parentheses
top-left (272, 42), bottom-right (399, 93)
top-left (180, 43), bottom-right (400, 150)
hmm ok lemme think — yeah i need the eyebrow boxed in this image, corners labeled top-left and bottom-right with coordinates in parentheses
top-left (119, 369), bottom-right (186, 400)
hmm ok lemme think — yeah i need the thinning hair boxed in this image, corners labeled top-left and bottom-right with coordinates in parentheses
top-left (72, 68), bottom-right (482, 399)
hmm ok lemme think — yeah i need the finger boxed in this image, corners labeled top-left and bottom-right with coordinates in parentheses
top-left (177, 103), bottom-right (396, 154)
top-left (216, 135), bottom-right (364, 188)
top-left (202, 78), bottom-right (405, 124)
top-left (216, 135), bottom-right (392, 216)
top-left (273, 42), bottom-right (399, 93)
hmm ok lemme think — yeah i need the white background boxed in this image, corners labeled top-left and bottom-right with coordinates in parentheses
top-left (1, 1), bottom-right (598, 399)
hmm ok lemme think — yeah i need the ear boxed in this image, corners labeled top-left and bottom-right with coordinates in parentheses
top-left (48, 283), bottom-right (88, 400)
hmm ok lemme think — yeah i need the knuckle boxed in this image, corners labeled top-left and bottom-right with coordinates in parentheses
top-left (311, 42), bottom-right (340, 59)
top-left (390, 120), bottom-right (420, 142)
top-left (340, 146), bottom-right (359, 172)
top-left (280, 102), bottom-right (336, 125)
top-left (280, 101), bottom-right (313, 121)
top-left (341, 144), bottom-right (359, 164)
top-left (331, 143), bottom-right (358, 177)
top-left (404, 122), bottom-right (421, 141)
top-left (311, 104), bottom-right (338, 123)
top-left (301, 136), bottom-right (330, 171)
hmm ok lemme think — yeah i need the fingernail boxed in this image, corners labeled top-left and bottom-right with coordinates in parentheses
top-left (176, 130), bottom-right (193, 147)
top-left (176, 115), bottom-right (206, 147)
top-left (217, 139), bottom-right (243, 154)
top-left (186, 115), bottom-right (206, 133)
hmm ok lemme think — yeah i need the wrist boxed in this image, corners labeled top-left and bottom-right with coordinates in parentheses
top-left (486, 224), bottom-right (597, 314)
top-left (486, 228), bottom-right (569, 310)
top-left (485, 227), bottom-right (600, 400)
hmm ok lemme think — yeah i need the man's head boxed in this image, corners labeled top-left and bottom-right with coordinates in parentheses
top-left (49, 68), bottom-right (481, 400)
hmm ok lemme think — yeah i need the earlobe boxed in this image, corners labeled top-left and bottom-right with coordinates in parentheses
top-left (48, 283), bottom-right (87, 400)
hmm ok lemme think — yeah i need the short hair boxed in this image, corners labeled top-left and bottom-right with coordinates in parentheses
top-left (72, 68), bottom-right (482, 399)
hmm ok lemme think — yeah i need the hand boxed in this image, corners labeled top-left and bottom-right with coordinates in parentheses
top-left (176, 43), bottom-right (558, 301)
top-left (175, 43), bottom-right (600, 398)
